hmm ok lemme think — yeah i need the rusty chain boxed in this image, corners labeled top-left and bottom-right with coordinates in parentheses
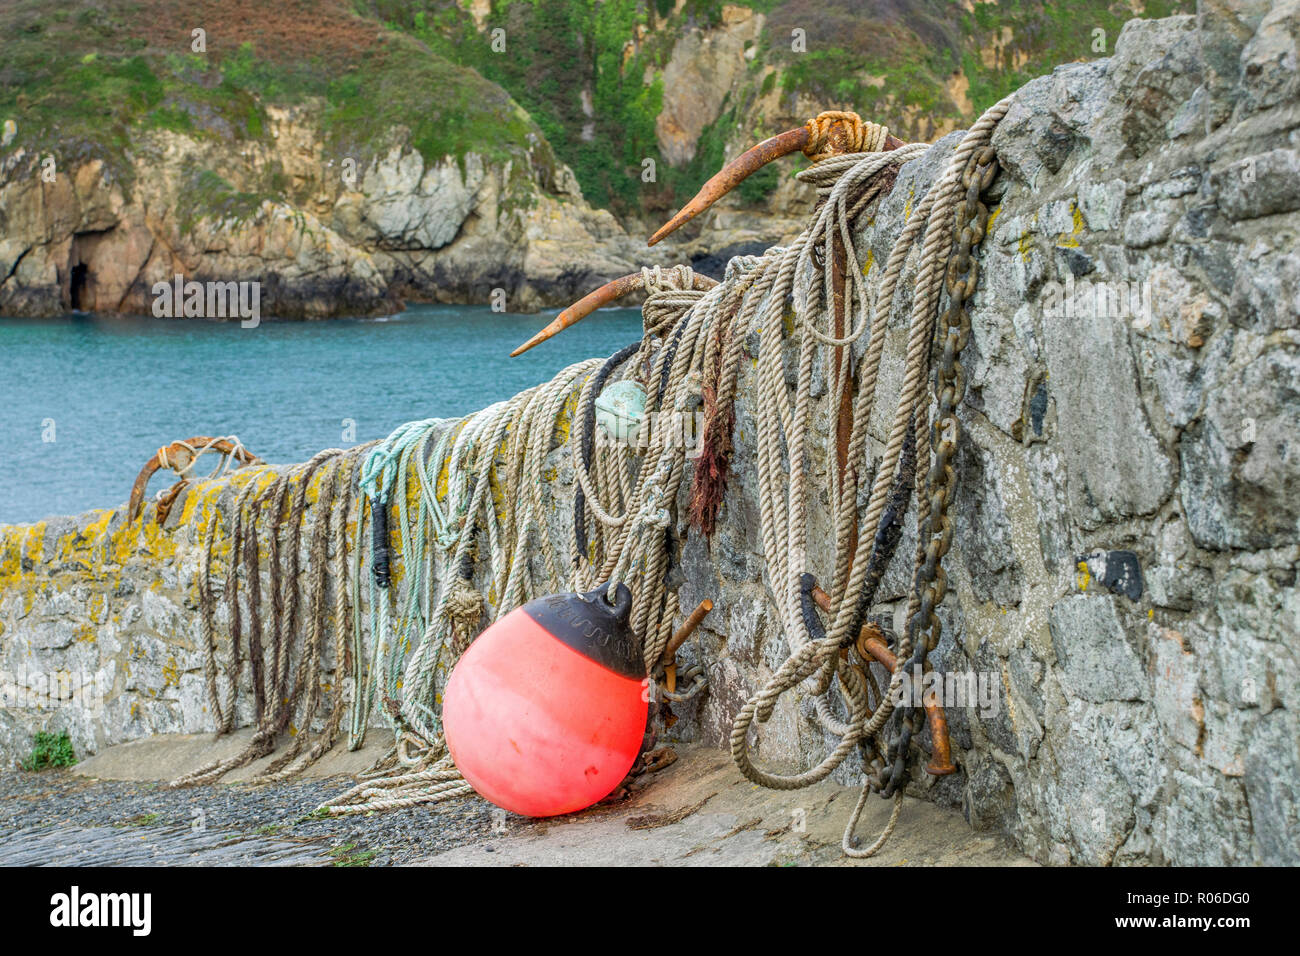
top-left (879, 143), bottom-right (1000, 799)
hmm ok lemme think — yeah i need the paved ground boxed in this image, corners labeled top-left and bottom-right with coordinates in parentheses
top-left (3, 824), bottom-right (338, 866)
top-left (0, 733), bottom-right (1033, 866)
top-left (0, 731), bottom-right (497, 866)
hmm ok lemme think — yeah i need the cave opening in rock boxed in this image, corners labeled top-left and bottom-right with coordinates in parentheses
top-left (67, 229), bottom-right (112, 312)
top-left (69, 263), bottom-right (89, 311)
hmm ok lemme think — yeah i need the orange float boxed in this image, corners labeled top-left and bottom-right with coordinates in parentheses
top-left (442, 583), bottom-right (647, 817)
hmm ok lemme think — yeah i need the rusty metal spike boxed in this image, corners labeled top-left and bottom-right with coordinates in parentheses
top-left (647, 126), bottom-right (811, 247)
top-left (648, 121), bottom-right (907, 247)
top-left (510, 274), bottom-right (645, 357)
top-left (510, 271), bottom-right (718, 357)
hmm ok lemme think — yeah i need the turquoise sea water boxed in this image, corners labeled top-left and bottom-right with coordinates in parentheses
top-left (0, 305), bottom-right (643, 525)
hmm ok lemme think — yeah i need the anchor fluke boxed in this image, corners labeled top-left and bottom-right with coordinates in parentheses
top-left (510, 271), bottom-right (717, 356)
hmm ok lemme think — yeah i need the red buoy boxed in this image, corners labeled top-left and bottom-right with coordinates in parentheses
top-left (443, 583), bottom-right (648, 817)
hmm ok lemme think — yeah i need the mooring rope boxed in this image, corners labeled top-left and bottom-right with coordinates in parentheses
top-left (170, 99), bottom-right (1011, 856)
top-left (728, 98), bottom-right (1011, 856)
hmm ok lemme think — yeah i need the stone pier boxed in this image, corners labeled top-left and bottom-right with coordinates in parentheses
top-left (3, 9), bottom-right (1298, 865)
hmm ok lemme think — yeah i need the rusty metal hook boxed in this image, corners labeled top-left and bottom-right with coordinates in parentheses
top-left (660, 597), bottom-right (713, 694)
top-left (810, 585), bottom-right (955, 776)
top-left (127, 437), bottom-right (262, 524)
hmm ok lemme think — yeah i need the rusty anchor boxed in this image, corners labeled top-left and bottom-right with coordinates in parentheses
top-left (127, 436), bottom-right (262, 525)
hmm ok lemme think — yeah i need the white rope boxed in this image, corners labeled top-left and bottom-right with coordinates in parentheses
top-left (187, 105), bottom-right (1011, 855)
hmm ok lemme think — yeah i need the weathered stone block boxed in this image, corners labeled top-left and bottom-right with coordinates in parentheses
top-left (1049, 594), bottom-right (1147, 703)
top-left (1210, 148), bottom-right (1300, 221)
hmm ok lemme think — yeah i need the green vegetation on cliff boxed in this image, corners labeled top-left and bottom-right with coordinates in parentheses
top-left (2, 0), bottom-right (1195, 221)
top-left (361, 0), bottom-right (667, 210)
top-left (21, 730), bottom-right (76, 771)
top-left (355, 0), bottom-right (1195, 216)
top-left (0, 0), bottom-right (553, 201)
top-left (759, 0), bottom-right (1194, 145)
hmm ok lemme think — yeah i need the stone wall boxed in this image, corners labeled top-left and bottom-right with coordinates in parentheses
top-left (3, 7), bottom-right (1298, 865)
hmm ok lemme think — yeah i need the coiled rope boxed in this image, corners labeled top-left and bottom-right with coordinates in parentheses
top-left (727, 98), bottom-right (1012, 856)
top-left (170, 100), bottom-right (1010, 854)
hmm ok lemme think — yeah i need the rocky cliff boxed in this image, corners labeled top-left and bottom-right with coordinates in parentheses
top-left (0, 0), bottom-right (658, 318)
top-left (0, 112), bottom-right (648, 317)
top-left (3, 4), bottom-right (1298, 865)
top-left (2, 0), bottom-right (1196, 318)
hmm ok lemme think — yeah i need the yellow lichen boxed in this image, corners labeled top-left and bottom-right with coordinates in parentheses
top-left (1017, 230), bottom-right (1033, 263)
top-left (1054, 202), bottom-right (1085, 249)
top-left (556, 387), bottom-right (581, 444)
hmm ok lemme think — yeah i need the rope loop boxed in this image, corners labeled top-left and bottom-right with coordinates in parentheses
top-left (174, 94), bottom-right (1015, 850)
top-left (803, 110), bottom-right (889, 162)
top-left (723, 254), bottom-right (762, 282)
top-left (155, 435), bottom-right (249, 490)
top-left (642, 264), bottom-right (708, 339)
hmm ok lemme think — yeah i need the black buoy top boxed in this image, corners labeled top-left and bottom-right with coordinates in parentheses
top-left (522, 582), bottom-right (645, 680)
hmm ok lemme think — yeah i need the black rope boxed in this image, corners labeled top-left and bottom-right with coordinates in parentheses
top-left (655, 312), bottom-right (693, 409)
top-left (798, 572), bottom-right (828, 643)
top-left (370, 497), bottom-right (391, 589)
top-left (844, 422), bottom-right (917, 646)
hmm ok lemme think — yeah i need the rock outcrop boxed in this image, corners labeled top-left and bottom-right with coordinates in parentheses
top-left (0, 103), bottom-right (657, 318)
top-left (2, 7), bottom-right (1298, 865)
